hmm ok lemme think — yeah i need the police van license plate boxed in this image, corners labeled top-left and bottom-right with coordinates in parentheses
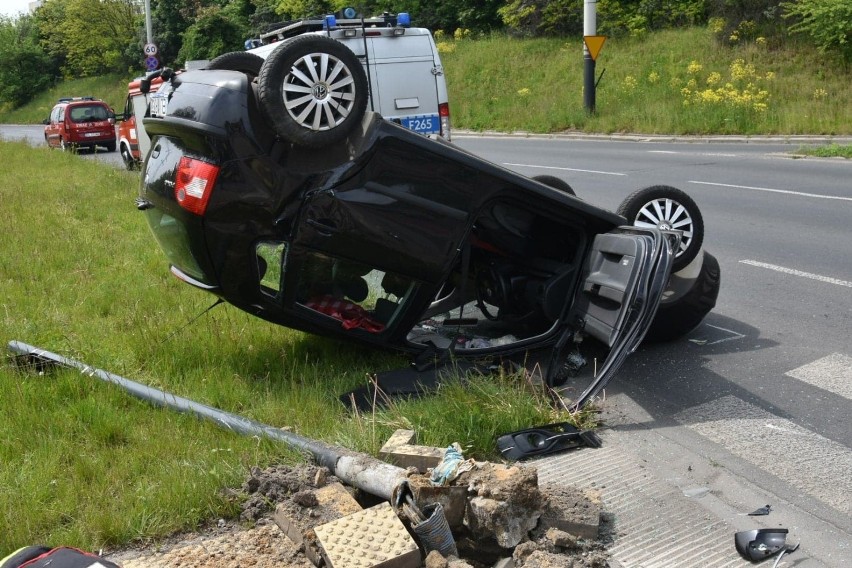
top-left (150, 93), bottom-right (168, 118)
top-left (401, 114), bottom-right (439, 134)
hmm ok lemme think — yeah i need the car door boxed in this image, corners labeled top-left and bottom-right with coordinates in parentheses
top-left (567, 226), bottom-right (676, 409)
top-left (285, 167), bottom-right (474, 340)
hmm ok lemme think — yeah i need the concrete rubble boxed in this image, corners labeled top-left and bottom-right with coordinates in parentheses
top-left (265, 429), bottom-right (606, 568)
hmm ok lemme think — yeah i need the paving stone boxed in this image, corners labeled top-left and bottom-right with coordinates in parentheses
top-left (274, 482), bottom-right (363, 565)
top-left (313, 502), bottom-right (420, 568)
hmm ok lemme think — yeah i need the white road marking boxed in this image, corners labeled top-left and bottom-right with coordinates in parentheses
top-left (786, 353), bottom-right (852, 401)
top-left (674, 395), bottom-right (852, 515)
top-left (739, 259), bottom-right (852, 288)
top-left (688, 180), bottom-right (852, 201)
top-left (648, 151), bottom-right (737, 157)
top-left (503, 162), bottom-right (627, 176)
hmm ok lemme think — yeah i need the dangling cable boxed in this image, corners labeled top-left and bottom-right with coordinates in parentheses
top-left (156, 298), bottom-right (224, 347)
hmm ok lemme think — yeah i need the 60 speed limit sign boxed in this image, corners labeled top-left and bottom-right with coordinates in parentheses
top-left (144, 43), bottom-right (158, 56)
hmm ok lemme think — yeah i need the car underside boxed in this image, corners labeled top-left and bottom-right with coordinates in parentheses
top-left (137, 45), bottom-right (719, 409)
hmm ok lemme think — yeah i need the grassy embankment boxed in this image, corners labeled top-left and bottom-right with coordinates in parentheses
top-left (439, 26), bottom-right (851, 138)
top-left (0, 141), bottom-right (569, 552)
top-left (1, 24), bottom-right (849, 554)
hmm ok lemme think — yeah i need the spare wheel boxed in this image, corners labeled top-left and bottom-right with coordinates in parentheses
top-left (257, 35), bottom-right (368, 148)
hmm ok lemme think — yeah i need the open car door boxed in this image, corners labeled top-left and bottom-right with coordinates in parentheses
top-left (566, 226), bottom-right (676, 409)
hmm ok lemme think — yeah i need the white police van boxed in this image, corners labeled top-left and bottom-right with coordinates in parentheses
top-left (247, 11), bottom-right (451, 140)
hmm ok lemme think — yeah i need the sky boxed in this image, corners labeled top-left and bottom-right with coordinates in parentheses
top-left (0, 0), bottom-right (38, 18)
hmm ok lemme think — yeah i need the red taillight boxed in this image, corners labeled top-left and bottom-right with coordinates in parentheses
top-left (438, 102), bottom-right (451, 141)
top-left (175, 157), bottom-right (220, 216)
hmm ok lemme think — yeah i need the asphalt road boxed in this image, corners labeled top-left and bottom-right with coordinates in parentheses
top-left (453, 133), bottom-right (852, 567)
top-left (3, 125), bottom-right (851, 566)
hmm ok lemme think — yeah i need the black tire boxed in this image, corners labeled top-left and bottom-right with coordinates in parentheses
top-left (257, 35), bottom-right (368, 148)
top-left (532, 174), bottom-right (575, 196)
top-left (206, 51), bottom-right (264, 78)
top-left (105, 140), bottom-right (116, 152)
top-left (617, 185), bottom-right (704, 272)
top-left (644, 251), bottom-right (720, 342)
top-left (120, 143), bottom-right (136, 170)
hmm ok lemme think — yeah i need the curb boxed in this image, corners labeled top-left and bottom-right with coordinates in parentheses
top-left (452, 130), bottom-right (852, 145)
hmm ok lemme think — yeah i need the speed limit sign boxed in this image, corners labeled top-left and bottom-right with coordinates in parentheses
top-left (144, 43), bottom-right (158, 56)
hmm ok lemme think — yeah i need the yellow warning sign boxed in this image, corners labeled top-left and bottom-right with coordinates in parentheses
top-left (584, 35), bottom-right (607, 61)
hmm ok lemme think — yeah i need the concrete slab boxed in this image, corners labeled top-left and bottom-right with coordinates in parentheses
top-left (380, 429), bottom-right (445, 472)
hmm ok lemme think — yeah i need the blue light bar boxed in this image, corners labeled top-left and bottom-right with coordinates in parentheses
top-left (397, 12), bottom-right (411, 27)
top-left (323, 14), bottom-right (337, 29)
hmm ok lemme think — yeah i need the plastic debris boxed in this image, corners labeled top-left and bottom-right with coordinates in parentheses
top-left (748, 504), bottom-right (772, 516)
top-left (430, 443), bottom-right (474, 486)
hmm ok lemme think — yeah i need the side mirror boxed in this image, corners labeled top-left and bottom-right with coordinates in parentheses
top-left (735, 529), bottom-right (799, 562)
top-left (42, 118), bottom-right (50, 125)
top-left (140, 78), bottom-right (151, 94)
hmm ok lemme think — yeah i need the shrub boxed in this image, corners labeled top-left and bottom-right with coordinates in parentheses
top-left (783, 0), bottom-right (852, 64)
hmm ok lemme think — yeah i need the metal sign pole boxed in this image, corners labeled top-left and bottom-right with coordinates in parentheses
top-left (583, 0), bottom-right (597, 114)
top-left (144, 0), bottom-right (153, 44)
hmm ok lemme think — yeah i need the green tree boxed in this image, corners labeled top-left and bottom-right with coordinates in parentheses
top-left (499, 0), bottom-right (707, 37)
top-left (34, 0), bottom-right (142, 77)
top-left (275, 0), bottom-right (333, 19)
top-left (783, 0), bottom-right (852, 63)
top-left (178, 7), bottom-right (249, 62)
top-left (0, 14), bottom-right (58, 107)
top-left (151, 0), bottom-right (192, 69)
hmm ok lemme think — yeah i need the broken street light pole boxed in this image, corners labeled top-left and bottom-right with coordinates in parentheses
top-left (7, 340), bottom-right (407, 502)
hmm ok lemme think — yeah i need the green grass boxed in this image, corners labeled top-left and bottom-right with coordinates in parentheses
top-left (439, 27), bottom-right (850, 135)
top-left (0, 140), bottom-right (576, 553)
top-left (794, 143), bottom-right (852, 158)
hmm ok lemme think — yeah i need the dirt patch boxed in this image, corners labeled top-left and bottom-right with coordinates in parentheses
top-left (107, 463), bottom-right (611, 568)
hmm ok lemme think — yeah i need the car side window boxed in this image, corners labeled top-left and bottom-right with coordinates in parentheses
top-left (295, 252), bottom-right (415, 332)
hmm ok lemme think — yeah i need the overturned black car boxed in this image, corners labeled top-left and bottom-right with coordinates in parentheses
top-left (136, 39), bottom-right (719, 409)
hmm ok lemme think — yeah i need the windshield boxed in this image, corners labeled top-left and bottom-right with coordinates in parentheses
top-left (69, 104), bottom-right (110, 123)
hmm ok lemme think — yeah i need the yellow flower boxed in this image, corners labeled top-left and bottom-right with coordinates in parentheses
top-left (708, 17), bottom-right (725, 34)
top-left (687, 61), bottom-right (703, 74)
top-left (756, 37), bottom-right (767, 46)
top-left (764, 71), bottom-right (775, 80)
top-left (647, 71), bottom-right (660, 83)
top-left (813, 88), bottom-right (828, 100)
top-left (517, 88), bottom-right (531, 97)
top-left (706, 72), bottom-right (722, 86)
top-left (436, 42), bottom-right (456, 54)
